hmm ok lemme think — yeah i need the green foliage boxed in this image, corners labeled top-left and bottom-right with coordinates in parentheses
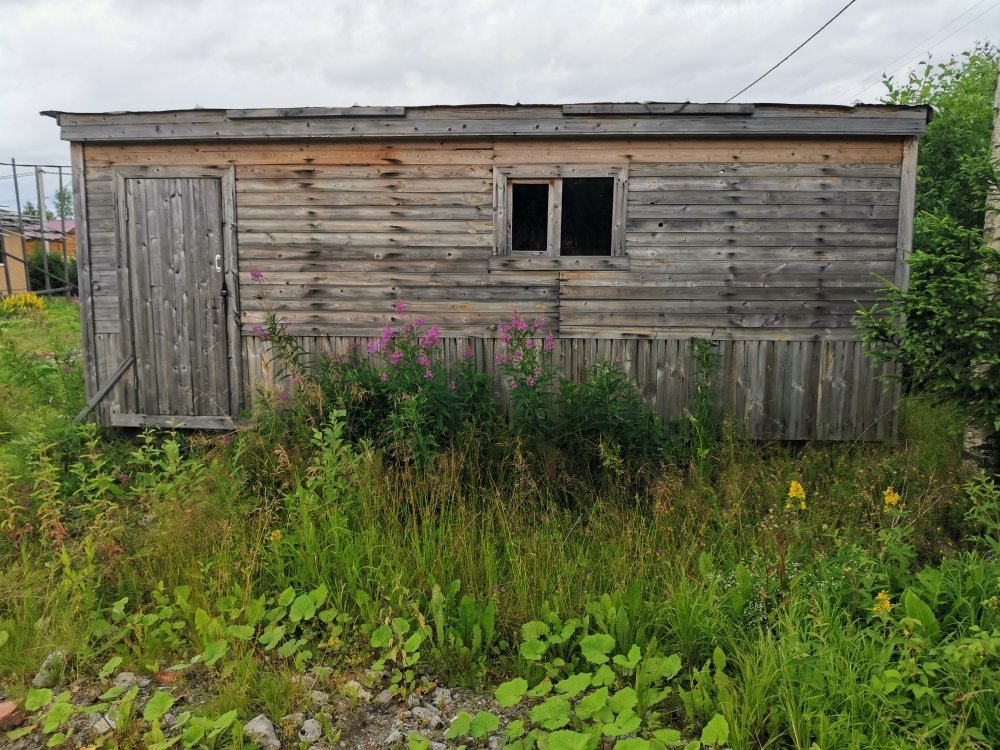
top-left (27, 248), bottom-right (78, 295)
top-left (858, 214), bottom-right (999, 429)
top-left (860, 45), bottom-right (1000, 431)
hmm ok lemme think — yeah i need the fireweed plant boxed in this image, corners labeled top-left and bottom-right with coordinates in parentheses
top-left (495, 312), bottom-right (558, 439)
top-left (318, 301), bottom-right (495, 462)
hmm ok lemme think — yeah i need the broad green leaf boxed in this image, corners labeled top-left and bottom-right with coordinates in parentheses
top-left (546, 729), bottom-right (594, 750)
top-left (613, 645), bottom-right (642, 670)
top-left (528, 678), bottom-right (553, 697)
top-left (555, 672), bottom-right (592, 698)
top-left (391, 618), bottom-right (410, 635)
top-left (319, 608), bottom-right (337, 624)
top-left (143, 691), bottom-right (175, 722)
top-left (309, 584), bottom-right (329, 607)
top-left (603, 708), bottom-right (641, 736)
top-left (903, 589), bottom-right (941, 639)
top-left (520, 639), bottom-right (547, 661)
top-left (652, 729), bottom-right (683, 745)
top-left (259, 624), bottom-right (285, 651)
top-left (579, 634), bottom-right (616, 664)
top-left (470, 711), bottom-right (500, 739)
top-left (98, 684), bottom-right (126, 701)
top-left (98, 656), bottom-right (122, 679)
top-left (276, 637), bottom-right (304, 658)
top-left (529, 696), bottom-right (571, 730)
top-left (277, 587), bottom-right (296, 607)
top-left (648, 653), bottom-right (682, 682)
top-left (608, 687), bottom-right (638, 714)
top-left (42, 699), bottom-right (74, 733)
top-left (403, 631), bottom-right (425, 653)
top-left (614, 740), bottom-right (651, 750)
top-left (700, 714), bottom-right (729, 747)
top-left (505, 720), bottom-right (526, 740)
top-left (444, 711), bottom-right (473, 739)
top-left (244, 596), bottom-right (266, 626)
top-left (289, 593), bottom-right (317, 623)
top-left (0, 631), bottom-right (8, 648)
top-left (25, 688), bottom-right (53, 711)
top-left (592, 664), bottom-right (616, 686)
top-left (200, 639), bottom-right (229, 666)
top-left (576, 687), bottom-right (609, 720)
top-left (225, 624), bottom-right (254, 641)
top-left (45, 731), bottom-right (68, 747)
top-left (182, 724), bottom-right (207, 746)
top-left (370, 624), bottom-right (393, 648)
top-left (212, 710), bottom-right (237, 730)
top-left (408, 732), bottom-right (430, 750)
top-left (495, 678), bottom-right (528, 708)
top-left (521, 620), bottom-right (550, 641)
top-left (712, 647), bottom-right (727, 673)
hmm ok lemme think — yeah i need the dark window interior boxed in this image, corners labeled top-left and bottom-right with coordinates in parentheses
top-left (560, 177), bottom-right (614, 256)
top-left (511, 183), bottom-right (549, 252)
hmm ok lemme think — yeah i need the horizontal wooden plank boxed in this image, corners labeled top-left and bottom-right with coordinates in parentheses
top-left (237, 232), bottom-right (493, 248)
top-left (618, 259), bottom-right (895, 275)
top-left (557, 311), bottom-right (861, 328)
top-left (236, 177), bottom-right (492, 193)
top-left (626, 203), bottom-right (898, 219)
top-left (627, 190), bottom-right (898, 206)
top-left (562, 103), bottom-right (756, 115)
top-left (240, 258), bottom-right (491, 273)
top-left (238, 205), bottom-right (491, 221)
top-left (559, 285), bottom-right (881, 300)
top-left (111, 413), bottom-right (245, 429)
top-left (238, 246), bottom-right (490, 260)
top-left (626, 232), bottom-right (895, 248)
top-left (629, 176), bottom-right (900, 192)
top-left (487, 256), bottom-right (631, 271)
top-left (238, 218), bottom-right (492, 234)
top-left (227, 106), bottom-right (406, 118)
top-left (236, 190), bottom-right (493, 207)
top-left (59, 115), bottom-right (926, 141)
top-left (626, 218), bottom-right (898, 233)
top-left (554, 326), bottom-right (864, 341)
top-left (241, 271), bottom-right (550, 286)
top-left (624, 248), bottom-right (895, 262)
top-left (234, 164), bottom-right (492, 178)
top-left (246, 285), bottom-right (556, 302)
top-left (559, 299), bottom-right (868, 314)
top-left (628, 162), bottom-right (901, 178)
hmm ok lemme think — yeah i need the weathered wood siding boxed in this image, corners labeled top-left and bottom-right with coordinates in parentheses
top-left (76, 135), bottom-right (909, 439)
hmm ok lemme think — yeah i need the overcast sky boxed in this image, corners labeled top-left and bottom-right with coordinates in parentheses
top-left (0, 0), bottom-right (995, 208)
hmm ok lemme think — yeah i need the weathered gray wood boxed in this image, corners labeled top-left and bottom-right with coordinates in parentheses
top-left (562, 103), bottom-right (755, 115)
top-left (628, 162), bottom-right (901, 177)
top-left (628, 190), bottom-right (897, 205)
top-left (894, 136), bottom-right (918, 292)
top-left (488, 256), bottom-right (630, 271)
top-left (227, 106), bottom-right (406, 119)
top-left (70, 142), bottom-right (100, 415)
top-left (74, 355), bottom-right (134, 423)
top-left (34, 167), bottom-right (51, 291)
top-left (110, 413), bottom-right (245, 429)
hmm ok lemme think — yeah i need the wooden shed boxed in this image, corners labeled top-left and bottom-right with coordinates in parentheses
top-left (44, 102), bottom-right (929, 438)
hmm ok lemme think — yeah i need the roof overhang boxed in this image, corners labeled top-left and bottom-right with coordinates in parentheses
top-left (41, 102), bottom-right (932, 143)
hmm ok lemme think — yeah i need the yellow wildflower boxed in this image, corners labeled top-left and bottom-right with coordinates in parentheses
top-left (786, 480), bottom-right (807, 510)
top-left (872, 590), bottom-right (893, 615)
top-left (269, 529), bottom-right (283, 543)
top-left (883, 486), bottom-right (902, 511)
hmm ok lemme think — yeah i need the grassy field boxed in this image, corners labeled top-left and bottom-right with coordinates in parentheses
top-left (1, 298), bottom-right (997, 750)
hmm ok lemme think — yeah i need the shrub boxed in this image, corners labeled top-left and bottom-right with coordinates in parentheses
top-left (27, 248), bottom-right (78, 295)
top-left (0, 291), bottom-right (45, 316)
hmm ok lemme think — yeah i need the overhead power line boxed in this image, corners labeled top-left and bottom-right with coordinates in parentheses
top-left (839, 0), bottom-right (1000, 103)
top-left (725, 0), bottom-right (860, 103)
top-left (831, 0), bottom-right (990, 103)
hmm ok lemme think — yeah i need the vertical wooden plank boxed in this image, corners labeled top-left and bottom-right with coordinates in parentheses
top-left (221, 168), bottom-right (243, 416)
top-left (611, 163), bottom-right (628, 257)
top-left (71, 143), bottom-right (100, 419)
top-left (548, 179), bottom-right (562, 256)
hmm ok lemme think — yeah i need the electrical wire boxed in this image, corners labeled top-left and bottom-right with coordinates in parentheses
top-left (839, 0), bottom-right (1000, 103)
top-left (830, 0), bottom-right (990, 102)
top-left (725, 0), bottom-right (860, 102)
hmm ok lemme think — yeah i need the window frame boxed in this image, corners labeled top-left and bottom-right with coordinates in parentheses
top-left (494, 164), bottom-right (628, 258)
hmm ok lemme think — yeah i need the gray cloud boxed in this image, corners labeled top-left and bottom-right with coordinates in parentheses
top-left (0, 0), bottom-right (994, 205)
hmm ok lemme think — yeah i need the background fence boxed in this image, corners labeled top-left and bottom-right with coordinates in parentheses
top-left (0, 158), bottom-right (76, 297)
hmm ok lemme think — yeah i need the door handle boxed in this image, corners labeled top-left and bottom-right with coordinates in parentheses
top-left (215, 254), bottom-right (222, 272)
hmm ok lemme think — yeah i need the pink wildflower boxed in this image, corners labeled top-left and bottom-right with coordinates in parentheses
top-left (348, 341), bottom-right (358, 351)
top-left (525, 377), bottom-right (536, 387)
top-left (394, 300), bottom-right (406, 314)
top-left (514, 317), bottom-right (529, 332)
top-left (423, 369), bottom-right (434, 379)
top-left (417, 354), bottom-right (431, 367)
top-left (250, 269), bottom-right (264, 281)
top-left (420, 325), bottom-right (441, 349)
top-left (367, 341), bottom-right (380, 355)
top-left (532, 318), bottom-right (545, 331)
top-left (543, 332), bottom-right (556, 351)
top-left (463, 347), bottom-right (474, 359)
top-left (380, 372), bottom-right (389, 382)
top-left (389, 349), bottom-right (404, 366)
top-left (289, 376), bottom-right (301, 385)
top-left (524, 338), bottom-right (535, 349)
top-left (509, 381), bottom-right (518, 390)
top-left (251, 323), bottom-right (264, 336)
top-left (413, 316), bottom-right (425, 328)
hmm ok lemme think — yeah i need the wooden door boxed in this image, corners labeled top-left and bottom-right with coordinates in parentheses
top-left (122, 176), bottom-right (231, 418)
